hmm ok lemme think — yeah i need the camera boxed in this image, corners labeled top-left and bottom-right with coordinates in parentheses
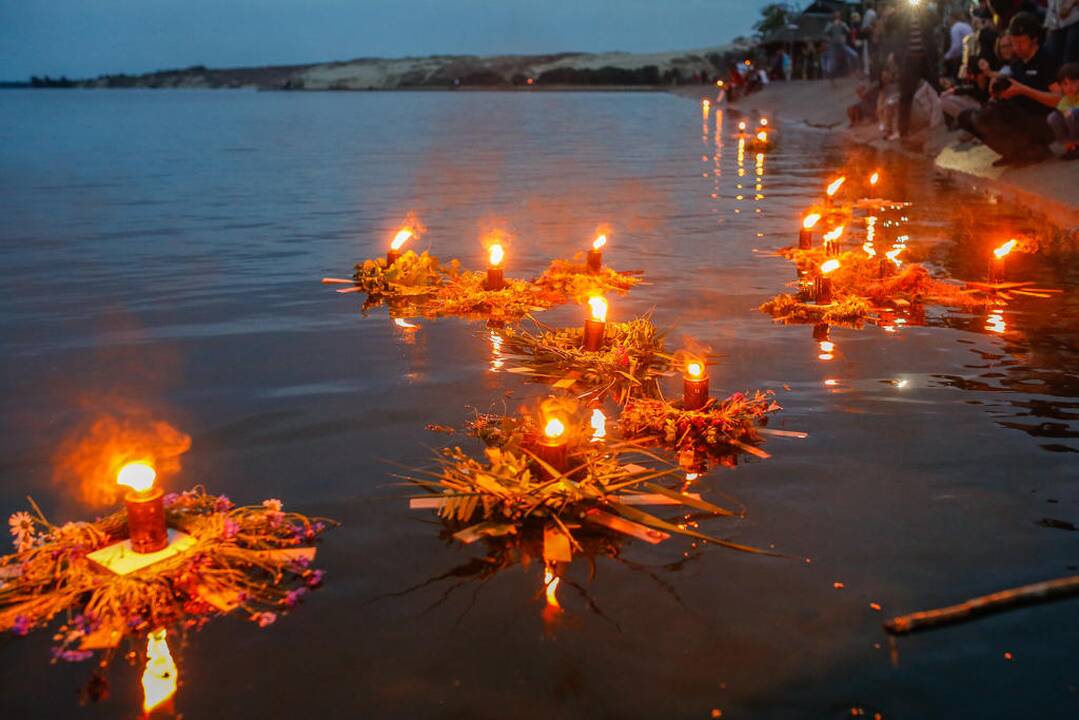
top-left (991, 76), bottom-right (1012, 94)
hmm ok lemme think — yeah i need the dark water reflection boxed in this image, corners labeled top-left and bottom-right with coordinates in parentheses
top-left (1, 90), bottom-right (1077, 718)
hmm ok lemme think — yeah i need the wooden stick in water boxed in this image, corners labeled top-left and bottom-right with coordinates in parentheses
top-left (884, 575), bottom-right (1079, 636)
top-left (321, 277), bottom-right (355, 284)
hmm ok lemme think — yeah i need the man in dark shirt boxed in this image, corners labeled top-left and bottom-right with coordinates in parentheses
top-left (971, 12), bottom-right (1062, 165)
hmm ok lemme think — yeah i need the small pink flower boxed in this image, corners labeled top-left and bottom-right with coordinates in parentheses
top-left (253, 611), bottom-right (277, 628)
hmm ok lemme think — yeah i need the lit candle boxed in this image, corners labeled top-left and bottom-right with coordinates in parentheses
top-left (799, 212), bottom-right (821, 249)
top-left (990, 239), bottom-right (1016, 283)
top-left (485, 243), bottom-right (505, 291)
top-left (816, 258), bottom-right (840, 304)
top-left (822, 225), bottom-right (845, 257)
top-left (825, 176), bottom-right (846, 207)
top-left (117, 462), bottom-right (168, 554)
top-left (869, 170), bottom-right (880, 189)
top-left (682, 360), bottom-right (710, 410)
top-left (532, 417), bottom-right (568, 476)
top-left (587, 233), bottom-right (607, 273)
top-left (582, 295), bottom-right (607, 351)
top-left (387, 228), bottom-right (412, 265)
top-left (738, 121), bottom-right (747, 134)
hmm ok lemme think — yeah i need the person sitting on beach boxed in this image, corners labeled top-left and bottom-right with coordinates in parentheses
top-left (969, 12), bottom-right (1062, 165)
top-left (1048, 62), bottom-right (1079, 158)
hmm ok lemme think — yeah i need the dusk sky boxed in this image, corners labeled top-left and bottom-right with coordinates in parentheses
top-left (1, 0), bottom-right (774, 79)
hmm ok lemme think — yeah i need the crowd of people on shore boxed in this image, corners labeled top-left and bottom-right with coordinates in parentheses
top-left (836, 0), bottom-right (1078, 165)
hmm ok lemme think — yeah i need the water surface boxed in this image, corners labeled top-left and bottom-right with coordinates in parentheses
top-left (1, 89), bottom-right (1077, 719)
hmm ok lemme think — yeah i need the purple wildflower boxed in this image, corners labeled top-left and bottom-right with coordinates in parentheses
top-left (281, 588), bottom-right (307, 609)
top-left (222, 518), bottom-right (240, 540)
top-left (52, 647), bottom-right (94, 663)
top-left (305, 569), bottom-right (325, 588)
top-left (214, 495), bottom-right (234, 512)
top-left (12, 615), bottom-right (30, 637)
top-left (163, 493), bottom-right (180, 507)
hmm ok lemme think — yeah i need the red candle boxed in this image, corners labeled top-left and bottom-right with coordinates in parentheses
top-left (532, 417), bottom-right (568, 477)
top-left (799, 213), bottom-right (821, 250)
top-left (822, 225), bottom-right (844, 257)
top-left (117, 462), bottom-right (168, 554)
top-left (989, 239), bottom-right (1016, 283)
top-left (683, 361), bottom-right (710, 410)
top-left (587, 234), bottom-right (606, 273)
top-left (582, 296), bottom-right (607, 351)
top-left (485, 243), bottom-right (505, 291)
top-left (387, 228), bottom-right (412, 265)
top-left (816, 259), bottom-right (840, 305)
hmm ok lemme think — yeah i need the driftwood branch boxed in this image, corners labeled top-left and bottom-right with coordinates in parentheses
top-left (884, 575), bottom-right (1079, 636)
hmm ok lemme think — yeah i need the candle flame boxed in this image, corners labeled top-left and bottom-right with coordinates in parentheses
top-left (756, 131), bottom-right (768, 142)
top-left (488, 243), bottom-right (504, 267)
top-left (590, 409), bottom-right (607, 441)
top-left (544, 418), bottom-right (565, 440)
top-left (588, 295), bottom-right (608, 322)
top-left (869, 171), bottom-right (880, 185)
top-left (819, 341), bottom-right (835, 353)
top-left (592, 234), bottom-right (607, 251)
top-left (820, 259), bottom-right (841, 275)
top-left (802, 213), bottom-right (822, 230)
top-left (141, 629), bottom-right (178, 714)
top-left (993, 239), bottom-right (1017, 259)
top-left (886, 247), bottom-right (904, 266)
top-left (826, 176), bottom-right (846, 197)
top-left (544, 564), bottom-right (561, 608)
top-left (738, 121), bottom-right (746, 131)
top-left (687, 361), bottom-right (704, 379)
top-left (760, 118), bottom-right (768, 126)
top-left (117, 462), bottom-right (156, 493)
top-left (390, 228), bottom-right (412, 251)
top-left (393, 318), bottom-right (418, 329)
top-left (822, 225), bottom-right (845, 242)
top-left (863, 242), bottom-right (877, 257)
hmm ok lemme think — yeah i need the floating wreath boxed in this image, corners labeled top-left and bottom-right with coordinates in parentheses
top-left (1, 490), bottom-right (334, 662)
top-left (619, 392), bottom-right (780, 459)
top-left (351, 250), bottom-right (457, 298)
top-left (759, 292), bottom-right (872, 325)
top-left (532, 258), bottom-right (642, 302)
top-left (498, 316), bottom-right (672, 404)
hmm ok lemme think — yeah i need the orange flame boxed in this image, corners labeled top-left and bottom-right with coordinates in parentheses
top-left (488, 243), bottom-right (504, 267)
top-left (141, 629), bottom-right (178, 714)
top-left (802, 213), bottom-right (822, 230)
top-left (590, 408), bottom-right (607, 441)
top-left (54, 415), bottom-right (191, 507)
top-left (863, 242), bottom-right (877, 257)
top-left (823, 225), bottom-right (845, 242)
top-left (738, 121), bottom-right (746, 131)
top-left (544, 564), bottom-right (561, 608)
top-left (393, 318), bottom-right (418, 329)
top-left (686, 361), bottom-right (704, 379)
top-left (390, 228), bottom-right (412, 251)
top-left (820, 259), bottom-right (841, 275)
top-left (544, 418), bottom-right (566, 440)
top-left (117, 462), bottom-right (156, 494)
top-left (760, 118), bottom-right (768, 126)
top-left (869, 171), bottom-right (880, 186)
top-left (886, 247), bottom-right (904, 266)
top-left (592, 234), bottom-right (607, 251)
top-left (826, 176), bottom-right (846, 197)
top-left (819, 341), bottom-right (835, 353)
top-left (756, 131), bottom-right (768, 142)
top-left (993, 239), bottom-right (1017, 259)
top-left (588, 295), bottom-right (608, 322)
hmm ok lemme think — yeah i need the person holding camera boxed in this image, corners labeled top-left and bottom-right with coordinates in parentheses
top-left (970, 12), bottom-right (1063, 165)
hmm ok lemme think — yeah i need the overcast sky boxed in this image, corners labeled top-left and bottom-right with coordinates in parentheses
top-left (0, 0), bottom-right (774, 79)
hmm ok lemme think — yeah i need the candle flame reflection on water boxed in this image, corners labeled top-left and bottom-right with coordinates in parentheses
top-left (142, 628), bottom-right (178, 714)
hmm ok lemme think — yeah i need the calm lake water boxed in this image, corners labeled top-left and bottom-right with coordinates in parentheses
top-left (1, 89), bottom-right (1077, 719)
